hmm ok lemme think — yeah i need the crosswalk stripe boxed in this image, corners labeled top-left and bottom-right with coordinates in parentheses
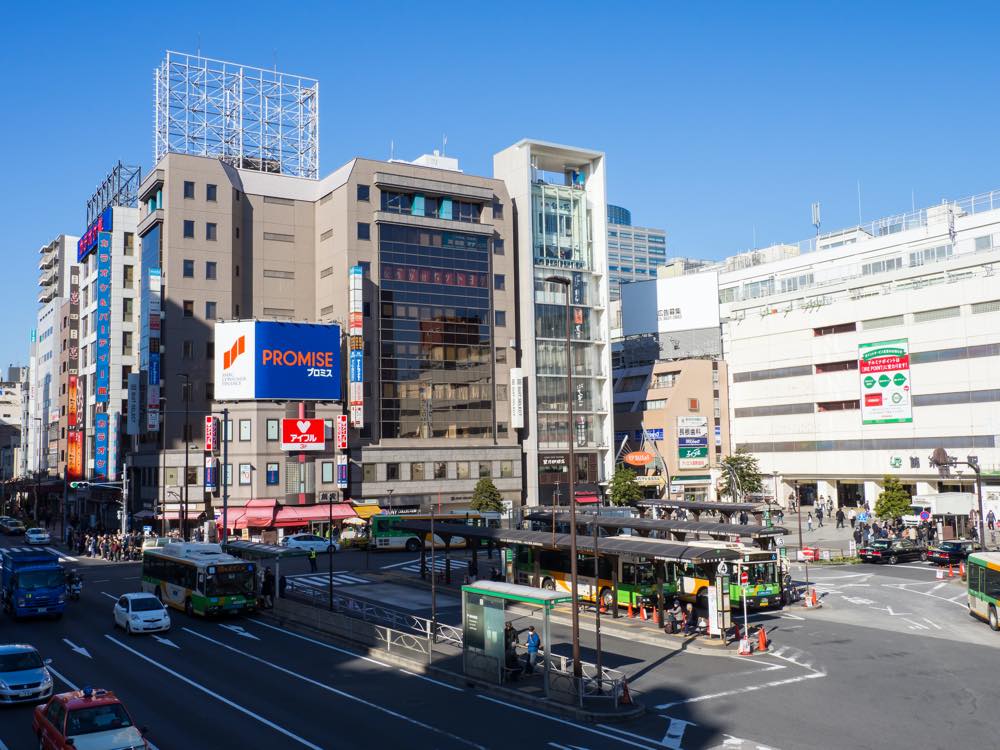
top-left (46, 547), bottom-right (77, 561)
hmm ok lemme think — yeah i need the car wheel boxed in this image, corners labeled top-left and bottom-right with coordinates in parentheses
top-left (888, 555), bottom-right (898, 565)
top-left (989, 605), bottom-right (999, 632)
top-left (405, 538), bottom-right (421, 553)
top-left (125, 622), bottom-right (132, 635)
top-left (185, 598), bottom-right (194, 617)
top-left (920, 551), bottom-right (928, 562)
top-left (541, 577), bottom-right (556, 591)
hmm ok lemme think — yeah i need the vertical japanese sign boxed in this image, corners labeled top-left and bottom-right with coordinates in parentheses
top-left (335, 415), bottom-right (348, 450)
top-left (126, 373), bottom-right (141, 435)
top-left (509, 368), bottom-right (524, 430)
top-left (204, 416), bottom-right (218, 453)
top-left (67, 265), bottom-right (83, 480)
top-left (677, 415), bottom-right (709, 469)
top-left (349, 265), bottom-right (364, 428)
top-left (95, 232), bottom-right (112, 404)
top-left (336, 454), bottom-right (348, 488)
top-left (107, 412), bottom-right (120, 482)
top-left (859, 338), bottom-right (912, 425)
top-left (144, 266), bottom-right (162, 432)
top-left (94, 412), bottom-right (110, 480)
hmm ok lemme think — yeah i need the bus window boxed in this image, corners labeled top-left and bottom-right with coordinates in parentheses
top-left (968, 563), bottom-right (982, 593)
top-left (539, 549), bottom-right (567, 573)
top-left (515, 546), bottom-right (533, 566)
top-left (745, 563), bottom-right (773, 585)
top-left (987, 567), bottom-right (1000, 599)
top-left (622, 562), bottom-right (656, 587)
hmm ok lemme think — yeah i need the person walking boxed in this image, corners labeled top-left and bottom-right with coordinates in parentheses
top-left (816, 506), bottom-right (824, 528)
top-left (261, 568), bottom-right (275, 609)
top-left (835, 508), bottom-right (845, 529)
top-left (807, 513), bottom-right (814, 532)
top-left (849, 509), bottom-right (857, 529)
top-left (523, 626), bottom-right (541, 674)
top-left (308, 547), bottom-right (318, 573)
top-left (987, 509), bottom-right (996, 532)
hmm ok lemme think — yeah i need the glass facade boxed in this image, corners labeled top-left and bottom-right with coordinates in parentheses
top-left (607, 224), bottom-right (667, 300)
top-left (378, 224), bottom-right (494, 439)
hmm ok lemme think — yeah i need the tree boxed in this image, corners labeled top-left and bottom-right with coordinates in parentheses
top-left (717, 449), bottom-right (763, 502)
top-left (874, 475), bottom-right (911, 521)
top-left (608, 466), bottom-right (644, 507)
top-left (470, 477), bottom-right (504, 513)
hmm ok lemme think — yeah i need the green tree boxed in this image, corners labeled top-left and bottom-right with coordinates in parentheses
top-left (874, 475), bottom-right (912, 521)
top-left (470, 477), bottom-right (504, 513)
top-left (717, 449), bottom-right (763, 501)
top-left (608, 466), bottom-right (644, 507)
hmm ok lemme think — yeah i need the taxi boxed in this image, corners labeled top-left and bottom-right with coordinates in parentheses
top-left (33, 687), bottom-right (148, 749)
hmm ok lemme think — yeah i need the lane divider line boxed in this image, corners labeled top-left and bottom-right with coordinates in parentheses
top-left (104, 635), bottom-right (324, 750)
top-left (100, 592), bottom-right (118, 601)
top-left (248, 617), bottom-right (391, 668)
top-left (654, 671), bottom-right (825, 710)
top-left (46, 665), bottom-right (79, 691)
top-left (397, 668), bottom-right (462, 692)
top-left (182, 627), bottom-right (485, 750)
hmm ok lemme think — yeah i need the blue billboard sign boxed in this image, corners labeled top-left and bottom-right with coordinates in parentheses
top-left (678, 436), bottom-right (708, 447)
top-left (93, 412), bottom-right (110, 480)
top-left (94, 232), bottom-right (112, 403)
top-left (349, 350), bottom-right (363, 383)
top-left (636, 428), bottom-right (665, 441)
top-left (614, 431), bottom-right (630, 444)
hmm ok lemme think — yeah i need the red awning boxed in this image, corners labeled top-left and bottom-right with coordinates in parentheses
top-left (575, 494), bottom-right (600, 504)
top-left (274, 503), bottom-right (358, 528)
top-left (158, 509), bottom-right (207, 520)
top-left (233, 499), bottom-right (278, 529)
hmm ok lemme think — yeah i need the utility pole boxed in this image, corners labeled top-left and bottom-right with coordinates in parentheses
top-left (180, 374), bottom-right (191, 541)
top-left (222, 407), bottom-right (230, 544)
top-left (796, 480), bottom-right (809, 598)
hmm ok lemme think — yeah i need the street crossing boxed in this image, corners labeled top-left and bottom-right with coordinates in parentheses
top-left (288, 572), bottom-right (372, 588)
top-left (395, 557), bottom-right (471, 576)
top-left (1, 545), bottom-right (77, 562)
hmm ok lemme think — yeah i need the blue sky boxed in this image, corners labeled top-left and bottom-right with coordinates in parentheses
top-left (2, 1), bottom-right (998, 367)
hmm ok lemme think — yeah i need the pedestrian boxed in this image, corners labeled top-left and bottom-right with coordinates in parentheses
top-left (807, 513), bottom-right (813, 532)
top-left (683, 603), bottom-right (697, 635)
top-left (988, 510), bottom-right (996, 531)
top-left (849, 509), bottom-right (857, 529)
top-left (835, 508), bottom-right (845, 529)
top-left (523, 625), bottom-right (541, 674)
top-left (308, 547), bottom-right (318, 573)
top-left (788, 493), bottom-right (796, 512)
top-left (739, 511), bottom-right (748, 525)
top-left (504, 622), bottom-right (521, 679)
top-left (278, 575), bottom-right (287, 599)
top-left (261, 568), bottom-right (275, 609)
top-left (816, 506), bottom-right (824, 528)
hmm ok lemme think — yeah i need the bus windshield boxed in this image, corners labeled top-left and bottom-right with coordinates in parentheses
top-left (743, 562), bottom-right (775, 585)
top-left (206, 568), bottom-right (255, 597)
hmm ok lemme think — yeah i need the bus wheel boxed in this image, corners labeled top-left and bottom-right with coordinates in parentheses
top-left (989, 605), bottom-right (999, 632)
top-left (405, 538), bottom-right (421, 553)
top-left (541, 578), bottom-right (556, 591)
top-left (600, 588), bottom-right (614, 611)
top-left (185, 598), bottom-right (194, 617)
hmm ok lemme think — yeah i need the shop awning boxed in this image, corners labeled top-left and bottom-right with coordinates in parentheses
top-left (274, 503), bottom-right (357, 527)
top-left (351, 504), bottom-right (383, 520)
top-left (233, 499), bottom-right (278, 529)
top-left (575, 493), bottom-right (600, 504)
top-left (158, 509), bottom-right (207, 520)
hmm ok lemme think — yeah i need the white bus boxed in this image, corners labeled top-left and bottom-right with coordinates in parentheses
top-left (141, 543), bottom-right (257, 616)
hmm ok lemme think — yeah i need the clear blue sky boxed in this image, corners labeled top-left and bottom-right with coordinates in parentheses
top-left (2, 1), bottom-right (998, 367)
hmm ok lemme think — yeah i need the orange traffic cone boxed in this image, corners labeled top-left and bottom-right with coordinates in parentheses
top-left (620, 677), bottom-right (632, 705)
top-left (627, 601), bottom-right (634, 618)
top-left (948, 564), bottom-right (954, 578)
top-left (640, 605), bottom-right (647, 621)
top-left (757, 626), bottom-right (768, 652)
top-left (810, 589), bottom-right (818, 607)
top-left (960, 561), bottom-right (966, 578)
top-left (653, 607), bottom-right (660, 625)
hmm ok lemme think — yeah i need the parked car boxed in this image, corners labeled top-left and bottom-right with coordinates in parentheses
top-left (927, 539), bottom-right (978, 566)
top-left (1, 519), bottom-right (25, 535)
top-left (24, 528), bottom-right (51, 545)
top-left (33, 687), bottom-right (149, 749)
top-left (0, 644), bottom-right (53, 704)
top-left (280, 533), bottom-right (339, 553)
top-left (859, 538), bottom-right (927, 565)
top-left (112, 593), bottom-right (171, 634)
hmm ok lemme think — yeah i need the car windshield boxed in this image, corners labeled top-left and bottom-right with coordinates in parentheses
top-left (130, 598), bottom-right (164, 612)
top-left (27, 528), bottom-right (45, 534)
top-left (206, 569), bottom-right (255, 597)
top-left (67, 704), bottom-right (132, 736)
top-left (0, 650), bottom-right (42, 671)
top-left (19, 570), bottom-right (65, 590)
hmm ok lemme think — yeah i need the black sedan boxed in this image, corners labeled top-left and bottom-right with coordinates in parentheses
top-left (927, 539), bottom-right (977, 566)
top-left (859, 538), bottom-right (927, 565)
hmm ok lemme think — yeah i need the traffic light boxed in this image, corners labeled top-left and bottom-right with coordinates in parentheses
top-left (69, 482), bottom-right (91, 489)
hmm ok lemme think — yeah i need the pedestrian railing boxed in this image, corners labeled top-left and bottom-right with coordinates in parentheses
top-left (545, 654), bottom-right (626, 708)
top-left (375, 625), bottom-right (432, 662)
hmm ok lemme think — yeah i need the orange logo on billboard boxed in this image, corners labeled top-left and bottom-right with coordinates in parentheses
top-left (223, 336), bottom-right (245, 370)
top-left (623, 451), bottom-right (653, 467)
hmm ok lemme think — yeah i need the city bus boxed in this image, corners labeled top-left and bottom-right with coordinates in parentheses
top-left (372, 511), bottom-right (502, 552)
top-left (141, 542), bottom-right (257, 616)
top-left (967, 551), bottom-right (1000, 631)
top-left (677, 541), bottom-right (784, 611)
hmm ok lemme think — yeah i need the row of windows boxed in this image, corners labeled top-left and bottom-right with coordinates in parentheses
top-left (735, 387), bottom-right (1000, 418)
top-left (182, 260), bottom-right (218, 279)
top-left (182, 300), bottom-right (217, 319)
top-left (183, 181), bottom-right (218, 202)
top-left (182, 220), bottom-right (219, 241)
top-left (737, 435), bottom-right (996, 453)
top-left (380, 191), bottom-right (484, 223)
top-left (362, 460), bottom-right (515, 482)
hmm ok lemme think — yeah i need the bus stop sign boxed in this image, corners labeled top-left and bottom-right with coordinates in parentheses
top-left (919, 510), bottom-right (930, 521)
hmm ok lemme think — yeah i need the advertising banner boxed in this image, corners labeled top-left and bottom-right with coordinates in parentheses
top-left (126, 373), bottom-right (142, 435)
top-left (205, 456), bottom-right (218, 491)
top-left (348, 266), bottom-right (364, 427)
top-left (107, 412), bottom-right (120, 482)
top-left (336, 454), bottom-right (348, 488)
top-left (140, 259), bottom-right (162, 433)
top-left (205, 416), bottom-right (219, 453)
top-left (93, 412), bottom-right (110, 480)
top-left (677, 415), bottom-right (709, 469)
top-left (637, 428), bottom-right (664, 441)
top-left (67, 431), bottom-right (83, 481)
top-left (94, 232), bottom-right (112, 404)
top-left (281, 418), bottom-right (326, 451)
top-left (509, 368), bottom-right (524, 430)
top-left (335, 415), bottom-right (348, 450)
top-left (77, 206), bottom-right (113, 262)
top-left (67, 375), bottom-right (79, 430)
top-left (214, 321), bottom-right (342, 401)
top-left (859, 338), bottom-right (912, 425)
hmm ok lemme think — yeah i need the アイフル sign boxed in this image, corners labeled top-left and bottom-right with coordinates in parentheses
top-left (859, 338), bottom-right (912, 425)
top-left (281, 418), bottom-right (326, 451)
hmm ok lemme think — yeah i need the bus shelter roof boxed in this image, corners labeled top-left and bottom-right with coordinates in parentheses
top-left (391, 520), bottom-right (741, 564)
top-left (222, 540), bottom-right (308, 560)
top-left (636, 499), bottom-right (763, 513)
top-left (461, 580), bottom-right (573, 608)
top-left (525, 511), bottom-right (787, 539)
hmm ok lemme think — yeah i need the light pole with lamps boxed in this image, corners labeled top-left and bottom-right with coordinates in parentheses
top-left (544, 275), bottom-right (582, 679)
top-left (930, 448), bottom-right (988, 550)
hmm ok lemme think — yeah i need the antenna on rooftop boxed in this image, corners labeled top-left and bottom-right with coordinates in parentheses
top-left (390, 140), bottom-right (395, 161)
top-left (811, 202), bottom-right (821, 239)
top-left (442, 134), bottom-right (447, 156)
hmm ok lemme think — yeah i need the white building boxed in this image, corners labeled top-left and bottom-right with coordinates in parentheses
top-left (494, 140), bottom-right (614, 506)
top-left (621, 189), bottom-right (1000, 508)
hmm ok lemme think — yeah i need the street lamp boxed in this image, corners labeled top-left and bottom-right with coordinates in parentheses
top-left (179, 374), bottom-right (191, 541)
top-left (930, 448), bottom-right (988, 549)
top-left (545, 275), bottom-right (582, 679)
top-left (159, 396), bottom-right (167, 538)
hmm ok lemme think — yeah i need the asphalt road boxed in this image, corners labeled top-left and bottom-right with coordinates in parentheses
top-left (1, 539), bottom-right (997, 750)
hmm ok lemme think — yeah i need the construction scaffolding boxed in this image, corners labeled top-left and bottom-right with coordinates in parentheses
top-left (154, 51), bottom-right (319, 179)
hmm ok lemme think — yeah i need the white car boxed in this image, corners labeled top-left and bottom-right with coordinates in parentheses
top-left (112, 593), bottom-right (171, 634)
top-left (24, 527), bottom-right (51, 545)
top-left (280, 533), bottom-right (339, 553)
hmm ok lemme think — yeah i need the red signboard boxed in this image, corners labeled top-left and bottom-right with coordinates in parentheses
top-left (67, 431), bottom-right (83, 480)
top-left (864, 393), bottom-right (883, 407)
top-left (281, 418), bottom-right (326, 451)
top-left (336, 414), bottom-right (348, 450)
top-left (67, 375), bottom-right (78, 429)
top-left (205, 416), bottom-right (218, 453)
top-left (740, 570), bottom-right (748, 585)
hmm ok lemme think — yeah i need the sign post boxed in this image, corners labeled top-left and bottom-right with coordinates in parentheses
top-left (740, 569), bottom-right (750, 652)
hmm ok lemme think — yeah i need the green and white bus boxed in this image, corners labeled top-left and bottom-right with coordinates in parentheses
top-left (141, 543), bottom-right (257, 617)
top-left (679, 541), bottom-right (785, 611)
top-left (967, 551), bottom-right (1000, 631)
top-left (372, 511), bottom-right (501, 552)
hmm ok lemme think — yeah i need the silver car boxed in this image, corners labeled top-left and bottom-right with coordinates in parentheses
top-left (0, 644), bottom-right (53, 704)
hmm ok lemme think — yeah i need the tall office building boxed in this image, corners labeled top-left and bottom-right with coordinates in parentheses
top-left (607, 204), bottom-right (632, 227)
top-left (607, 214), bottom-right (668, 301)
top-left (494, 140), bottom-right (613, 506)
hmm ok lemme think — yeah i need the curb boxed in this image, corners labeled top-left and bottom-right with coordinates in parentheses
top-left (259, 608), bottom-right (646, 723)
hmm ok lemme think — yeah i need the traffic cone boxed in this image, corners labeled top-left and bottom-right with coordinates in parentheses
top-left (948, 564), bottom-right (954, 578)
top-left (627, 601), bottom-right (634, 618)
top-left (620, 677), bottom-right (632, 705)
top-left (640, 605), bottom-right (647, 621)
top-left (757, 626), bottom-right (768, 652)
top-left (960, 561), bottom-right (966, 579)
top-left (653, 607), bottom-right (660, 625)
top-left (810, 589), bottom-right (818, 608)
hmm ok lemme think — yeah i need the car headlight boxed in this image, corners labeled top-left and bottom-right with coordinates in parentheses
top-left (41, 671), bottom-right (53, 687)
top-left (0, 680), bottom-right (8, 690)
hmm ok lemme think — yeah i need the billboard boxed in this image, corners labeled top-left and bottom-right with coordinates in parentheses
top-left (348, 266), bottom-right (364, 427)
top-left (67, 431), bottom-right (83, 481)
top-left (94, 233), bottom-right (112, 404)
top-left (859, 338), bottom-right (912, 425)
top-left (204, 416), bottom-right (219, 453)
top-left (107, 412), bottom-right (120, 482)
top-left (336, 455), bottom-right (348, 488)
top-left (126, 373), bottom-right (142, 435)
top-left (621, 272), bottom-right (720, 338)
top-left (510, 368), bottom-right (524, 430)
top-left (281, 418), bottom-right (326, 451)
top-left (77, 206), bottom-right (113, 262)
top-left (335, 415), bottom-right (348, 450)
top-left (94, 412), bottom-right (110, 480)
top-left (214, 321), bottom-right (342, 401)
top-left (677, 415), bottom-right (709, 469)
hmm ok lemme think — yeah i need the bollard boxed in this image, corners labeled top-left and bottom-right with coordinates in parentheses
top-left (936, 567), bottom-right (944, 580)
top-left (960, 561), bottom-right (966, 579)
top-left (737, 636), bottom-right (752, 656)
top-left (810, 589), bottom-right (818, 608)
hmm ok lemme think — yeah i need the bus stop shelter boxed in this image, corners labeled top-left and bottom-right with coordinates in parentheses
top-left (636, 499), bottom-right (764, 523)
top-left (461, 580), bottom-right (571, 699)
top-left (222, 540), bottom-right (307, 606)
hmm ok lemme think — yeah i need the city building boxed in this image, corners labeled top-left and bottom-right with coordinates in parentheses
top-left (608, 218), bottom-right (667, 300)
top-left (607, 204), bottom-right (632, 227)
top-left (494, 140), bottom-right (613, 506)
top-left (0, 371), bottom-right (25, 487)
top-left (621, 188), bottom-right (1000, 508)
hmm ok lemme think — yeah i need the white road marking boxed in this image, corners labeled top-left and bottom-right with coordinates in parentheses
top-left (949, 593), bottom-right (968, 602)
top-left (890, 564), bottom-right (935, 572)
top-left (183, 628), bottom-right (486, 749)
top-left (398, 668), bottom-right (463, 692)
top-left (100, 591), bottom-right (118, 600)
top-left (779, 612), bottom-right (805, 620)
top-left (249, 618), bottom-right (392, 668)
top-left (45, 547), bottom-right (77, 561)
top-left (380, 557), bottom-right (425, 569)
top-left (903, 618), bottom-right (928, 630)
top-left (931, 582), bottom-right (948, 592)
top-left (290, 573), bottom-right (372, 587)
top-left (923, 618), bottom-right (943, 630)
top-left (153, 635), bottom-right (180, 648)
top-left (220, 624), bottom-right (260, 640)
top-left (62, 639), bottom-right (91, 659)
top-left (807, 573), bottom-right (869, 581)
top-left (654, 671), bottom-right (825, 709)
top-left (661, 716), bottom-right (694, 749)
top-left (46, 665), bottom-right (79, 690)
top-left (548, 744), bottom-right (590, 750)
top-left (106, 635), bottom-right (324, 750)
top-left (880, 583), bottom-right (970, 609)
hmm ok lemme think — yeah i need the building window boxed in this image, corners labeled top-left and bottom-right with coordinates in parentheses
top-left (478, 462), bottom-right (491, 478)
top-left (183, 181), bottom-right (195, 199)
top-left (266, 419), bottom-right (279, 441)
top-left (239, 419), bottom-right (251, 441)
top-left (182, 340), bottom-right (194, 359)
top-left (816, 400), bottom-right (861, 412)
top-left (496, 385), bottom-right (508, 401)
top-left (640, 399), bottom-right (666, 410)
top-left (411, 463), bottom-right (425, 481)
top-left (206, 341), bottom-right (214, 359)
top-left (619, 375), bottom-right (648, 392)
top-left (497, 422), bottom-right (508, 437)
top-left (322, 462), bottom-right (334, 484)
top-left (239, 464), bottom-right (251, 485)
top-left (434, 462), bottom-right (447, 480)
top-left (266, 462), bottom-right (279, 485)
top-left (494, 274), bottom-right (506, 291)
top-left (813, 322), bottom-right (856, 337)
top-left (500, 460), bottom-right (513, 478)
top-left (456, 462), bottom-right (470, 480)
top-left (357, 222), bottom-right (370, 241)
top-left (357, 184), bottom-right (370, 202)
top-left (123, 232), bottom-right (134, 256)
top-left (493, 200), bottom-right (504, 219)
top-left (121, 331), bottom-right (133, 354)
top-left (183, 220), bottom-right (194, 238)
top-left (814, 359), bottom-right (858, 374)
top-left (183, 259), bottom-right (195, 277)
top-left (206, 223), bottom-right (217, 241)
top-left (496, 347), bottom-right (506, 364)
top-left (206, 184), bottom-right (217, 202)
top-left (363, 464), bottom-right (376, 482)
top-left (183, 300), bottom-right (194, 317)
top-left (495, 311), bottom-right (506, 327)
top-left (386, 463), bottom-right (400, 481)
top-left (652, 372), bottom-right (679, 389)
top-left (205, 301), bottom-right (217, 319)
top-left (493, 238), bottom-right (504, 255)
top-left (122, 298), bottom-right (133, 321)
